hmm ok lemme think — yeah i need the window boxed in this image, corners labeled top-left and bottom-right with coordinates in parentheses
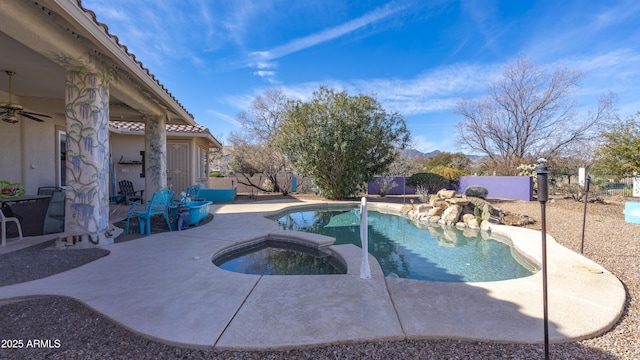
top-left (196, 146), bottom-right (208, 180)
top-left (57, 128), bottom-right (66, 187)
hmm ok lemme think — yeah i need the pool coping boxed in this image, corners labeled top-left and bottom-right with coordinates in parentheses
top-left (0, 199), bottom-right (626, 350)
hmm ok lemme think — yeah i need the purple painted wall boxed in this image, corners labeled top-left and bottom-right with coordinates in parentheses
top-left (367, 176), bottom-right (533, 201)
top-left (457, 176), bottom-right (533, 201)
top-left (367, 177), bottom-right (416, 195)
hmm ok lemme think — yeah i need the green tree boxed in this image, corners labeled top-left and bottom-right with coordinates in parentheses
top-left (593, 112), bottom-right (640, 179)
top-left (423, 152), bottom-right (470, 172)
top-left (431, 166), bottom-right (465, 183)
top-left (277, 86), bottom-right (410, 199)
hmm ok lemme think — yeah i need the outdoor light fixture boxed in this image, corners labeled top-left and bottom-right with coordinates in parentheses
top-left (536, 158), bottom-right (551, 360)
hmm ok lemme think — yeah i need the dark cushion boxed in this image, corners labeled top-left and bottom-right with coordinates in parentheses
top-left (1, 202), bottom-right (15, 217)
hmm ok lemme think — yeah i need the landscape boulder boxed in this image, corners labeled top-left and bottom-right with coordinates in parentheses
top-left (446, 197), bottom-right (470, 207)
top-left (480, 219), bottom-right (492, 232)
top-left (437, 189), bottom-right (456, 199)
top-left (428, 206), bottom-right (445, 217)
top-left (442, 205), bottom-right (463, 225)
top-left (462, 213), bottom-right (479, 229)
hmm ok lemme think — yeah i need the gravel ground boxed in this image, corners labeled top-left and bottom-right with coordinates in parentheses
top-left (0, 196), bottom-right (638, 359)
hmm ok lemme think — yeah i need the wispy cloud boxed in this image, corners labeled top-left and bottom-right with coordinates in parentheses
top-left (354, 63), bottom-right (500, 114)
top-left (459, 1), bottom-right (506, 55)
top-left (249, 1), bottom-right (406, 63)
top-left (206, 109), bottom-right (241, 127)
top-left (525, 1), bottom-right (640, 63)
top-left (231, 45), bottom-right (640, 121)
top-left (544, 49), bottom-right (640, 115)
top-left (245, 0), bottom-right (408, 82)
top-left (82, 0), bottom-right (218, 71)
top-left (227, 61), bottom-right (499, 118)
top-left (411, 134), bottom-right (454, 153)
top-left (220, 94), bottom-right (256, 114)
top-left (593, 0), bottom-right (640, 30)
top-left (253, 71), bottom-right (278, 84)
top-left (221, 0), bottom-right (277, 48)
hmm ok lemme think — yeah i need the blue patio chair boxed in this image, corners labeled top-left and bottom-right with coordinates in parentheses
top-left (185, 184), bottom-right (206, 203)
top-left (125, 188), bottom-right (173, 236)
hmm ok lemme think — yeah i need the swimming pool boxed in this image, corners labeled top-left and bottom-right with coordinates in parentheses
top-left (272, 207), bottom-right (538, 282)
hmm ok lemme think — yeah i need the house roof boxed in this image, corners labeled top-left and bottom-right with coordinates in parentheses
top-left (74, 0), bottom-right (192, 120)
top-left (109, 121), bottom-right (222, 149)
top-left (0, 1), bottom-right (196, 125)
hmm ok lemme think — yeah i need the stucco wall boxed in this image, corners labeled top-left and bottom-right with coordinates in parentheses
top-left (103, 133), bottom-right (210, 198)
top-left (21, 117), bottom-right (56, 192)
top-left (457, 176), bottom-right (533, 201)
top-left (0, 95), bottom-right (233, 199)
top-left (110, 133), bottom-right (145, 195)
top-left (0, 114), bottom-right (22, 183)
top-left (0, 96), bottom-right (66, 194)
top-left (366, 175), bottom-right (534, 201)
top-left (366, 177), bottom-right (417, 195)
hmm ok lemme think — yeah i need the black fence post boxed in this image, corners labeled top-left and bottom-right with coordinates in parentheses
top-left (581, 174), bottom-right (590, 254)
top-left (536, 158), bottom-right (551, 360)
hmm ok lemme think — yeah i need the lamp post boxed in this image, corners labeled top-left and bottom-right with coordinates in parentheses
top-left (580, 174), bottom-right (590, 254)
top-left (536, 158), bottom-right (551, 360)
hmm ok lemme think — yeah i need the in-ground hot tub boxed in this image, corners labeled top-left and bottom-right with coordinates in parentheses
top-left (213, 238), bottom-right (347, 275)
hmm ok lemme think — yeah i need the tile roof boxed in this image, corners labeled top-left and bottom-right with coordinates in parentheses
top-left (76, 0), bottom-right (193, 120)
top-left (109, 120), bottom-right (210, 135)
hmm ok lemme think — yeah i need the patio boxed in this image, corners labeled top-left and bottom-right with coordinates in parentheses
top-left (0, 198), bottom-right (625, 350)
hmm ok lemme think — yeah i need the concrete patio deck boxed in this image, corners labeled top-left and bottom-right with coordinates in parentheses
top-left (0, 199), bottom-right (626, 350)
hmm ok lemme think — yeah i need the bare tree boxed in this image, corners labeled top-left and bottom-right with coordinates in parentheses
top-left (229, 89), bottom-right (293, 194)
top-left (455, 55), bottom-right (616, 175)
top-left (235, 88), bottom-right (290, 144)
top-left (387, 151), bottom-right (423, 176)
top-left (374, 152), bottom-right (421, 197)
top-left (228, 136), bottom-right (291, 194)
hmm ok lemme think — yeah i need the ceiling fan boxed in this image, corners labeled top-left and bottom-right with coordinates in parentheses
top-left (1, 70), bottom-right (52, 124)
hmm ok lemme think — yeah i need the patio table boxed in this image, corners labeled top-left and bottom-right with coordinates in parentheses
top-left (0, 194), bottom-right (51, 204)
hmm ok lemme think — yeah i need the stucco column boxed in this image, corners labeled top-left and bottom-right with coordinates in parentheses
top-left (64, 66), bottom-right (112, 245)
top-left (144, 114), bottom-right (167, 199)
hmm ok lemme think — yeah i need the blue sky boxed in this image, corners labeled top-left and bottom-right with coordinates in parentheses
top-left (82, 0), bottom-right (640, 153)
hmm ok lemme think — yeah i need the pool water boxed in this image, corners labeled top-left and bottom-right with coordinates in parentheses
top-left (273, 208), bottom-right (537, 282)
top-left (214, 241), bottom-right (346, 275)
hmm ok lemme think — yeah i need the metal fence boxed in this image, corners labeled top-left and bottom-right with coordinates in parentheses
top-left (549, 167), bottom-right (639, 198)
top-left (587, 175), bottom-right (636, 197)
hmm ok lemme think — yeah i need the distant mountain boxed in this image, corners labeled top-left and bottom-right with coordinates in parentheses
top-left (400, 149), bottom-right (441, 159)
top-left (399, 148), bottom-right (486, 162)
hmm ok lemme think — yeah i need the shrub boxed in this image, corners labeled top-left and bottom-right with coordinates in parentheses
top-left (432, 166), bottom-right (465, 183)
top-left (556, 183), bottom-right (583, 201)
top-left (406, 172), bottom-right (448, 194)
top-left (415, 185), bottom-right (430, 203)
top-left (209, 171), bottom-right (224, 178)
top-left (262, 179), bottom-right (274, 192)
top-left (474, 203), bottom-right (491, 225)
top-left (375, 176), bottom-right (398, 197)
top-left (465, 185), bottom-right (488, 199)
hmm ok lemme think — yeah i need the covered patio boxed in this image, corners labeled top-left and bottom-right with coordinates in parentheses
top-left (0, 1), bottom-right (213, 245)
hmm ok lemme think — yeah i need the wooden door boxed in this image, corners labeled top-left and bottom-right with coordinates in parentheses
top-left (166, 142), bottom-right (190, 195)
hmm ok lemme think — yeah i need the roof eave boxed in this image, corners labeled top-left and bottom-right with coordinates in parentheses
top-left (46, 0), bottom-right (196, 125)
